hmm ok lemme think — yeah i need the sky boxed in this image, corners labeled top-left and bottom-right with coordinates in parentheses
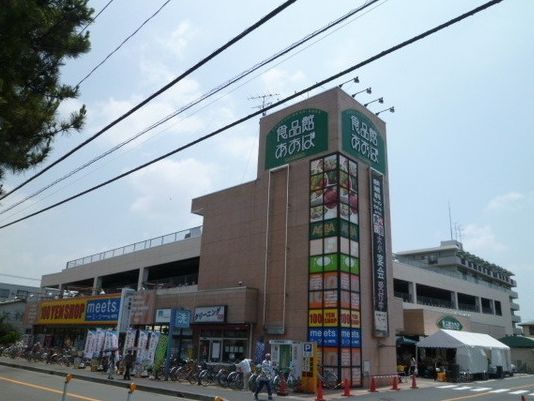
top-left (1, 0), bottom-right (533, 320)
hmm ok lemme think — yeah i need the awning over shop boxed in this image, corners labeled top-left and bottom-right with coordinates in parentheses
top-left (417, 329), bottom-right (511, 374)
top-left (396, 336), bottom-right (418, 345)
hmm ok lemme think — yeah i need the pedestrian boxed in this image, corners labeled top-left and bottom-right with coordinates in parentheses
top-left (123, 350), bottom-right (133, 380)
top-left (409, 356), bottom-right (417, 376)
top-left (254, 353), bottom-right (274, 401)
top-left (107, 350), bottom-right (116, 380)
top-left (236, 356), bottom-right (252, 391)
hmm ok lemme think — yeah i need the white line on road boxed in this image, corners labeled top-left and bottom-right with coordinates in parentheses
top-left (453, 386), bottom-right (473, 390)
top-left (509, 390), bottom-right (529, 394)
top-left (489, 389), bottom-right (509, 393)
top-left (438, 385), bottom-right (458, 388)
top-left (470, 387), bottom-right (492, 392)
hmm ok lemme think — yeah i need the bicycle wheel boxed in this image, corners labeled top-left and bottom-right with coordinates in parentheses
top-left (323, 371), bottom-right (338, 389)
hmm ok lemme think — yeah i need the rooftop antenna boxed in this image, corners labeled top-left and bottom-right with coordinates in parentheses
top-left (248, 93), bottom-right (279, 116)
top-left (448, 202), bottom-right (453, 240)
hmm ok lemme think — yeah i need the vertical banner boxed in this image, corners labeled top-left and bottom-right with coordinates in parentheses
top-left (370, 170), bottom-right (389, 337)
top-left (123, 328), bottom-right (137, 354)
top-left (136, 330), bottom-right (149, 364)
top-left (146, 332), bottom-right (160, 365)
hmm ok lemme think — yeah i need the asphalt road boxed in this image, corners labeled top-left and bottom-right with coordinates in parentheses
top-left (355, 374), bottom-right (534, 401)
top-left (0, 365), bottom-right (196, 401)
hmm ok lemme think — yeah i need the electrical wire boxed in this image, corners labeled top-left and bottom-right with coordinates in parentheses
top-left (76, 0), bottom-right (172, 87)
top-left (79, 0), bottom-right (115, 35)
top-left (0, 0), bottom-right (382, 215)
top-left (0, 0), bottom-right (504, 231)
top-left (0, 0), bottom-right (297, 203)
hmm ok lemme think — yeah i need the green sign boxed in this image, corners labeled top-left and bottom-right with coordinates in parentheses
top-left (341, 109), bottom-right (387, 174)
top-left (437, 316), bottom-right (463, 331)
top-left (265, 109), bottom-right (328, 169)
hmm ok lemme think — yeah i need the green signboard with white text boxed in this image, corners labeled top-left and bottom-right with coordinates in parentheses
top-left (341, 109), bottom-right (387, 175)
top-left (265, 109), bottom-right (328, 169)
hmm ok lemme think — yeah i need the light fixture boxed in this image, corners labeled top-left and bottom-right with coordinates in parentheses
top-left (375, 106), bottom-right (395, 116)
top-left (99, 289), bottom-right (106, 295)
top-left (338, 76), bottom-right (359, 88)
top-left (364, 97), bottom-right (384, 107)
top-left (351, 87), bottom-right (372, 97)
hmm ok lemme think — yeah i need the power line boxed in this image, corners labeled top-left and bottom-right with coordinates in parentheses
top-left (79, 0), bottom-right (116, 35)
top-left (0, 0), bottom-right (503, 231)
top-left (76, 0), bottom-right (172, 87)
top-left (0, 273), bottom-right (41, 282)
top-left (0, 0), bottom-right (297, 203)
top-left (0, 0), bottom-right (382, 215)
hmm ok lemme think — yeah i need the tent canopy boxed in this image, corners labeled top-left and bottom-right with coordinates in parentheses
top-left (417, 329), bottom-right (511, 374)
top-left (417, 329), bottom-right (510, 350)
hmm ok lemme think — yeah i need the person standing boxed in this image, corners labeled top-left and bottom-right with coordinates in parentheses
top-left (237, 357), bottom-right (252, 391)
top-left (254, 353), bottom-right (274, 401)
top-left (107, 350), bottom-right (116, 380)
top-left (123, 350), bottom-right (133, 380)
top-left (409, 356), bottom-right (417, 376)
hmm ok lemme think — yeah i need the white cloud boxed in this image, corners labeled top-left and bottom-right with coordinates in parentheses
top-left (159, 21), bottom-right (197, 59)
top-left (260, 68), bottom-right (306, 96)
top-left (485, 192), bottom-right (525, 212)
top-left (461, 224), bottom-right (507, 253)
top-left (128, 158), bottom-right (216, 221)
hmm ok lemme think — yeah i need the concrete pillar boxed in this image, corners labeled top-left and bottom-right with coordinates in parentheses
top-left (92, 276), bottom-right (102, 295)
top-left (451, 291), bottom-right (457, 309)
top-left (58, 283), bottom-right (64, 298)
top-left (409, 282), bottom-right (417, 304)
top-left (137, 267), bottom-right (149, 291)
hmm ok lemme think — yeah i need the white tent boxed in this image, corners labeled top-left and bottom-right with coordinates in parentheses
top-left (417, 329), bottom-right (511, 374)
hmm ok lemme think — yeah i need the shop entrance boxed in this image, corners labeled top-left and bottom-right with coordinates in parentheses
top-left (199, 338), bottom-right (223, 362)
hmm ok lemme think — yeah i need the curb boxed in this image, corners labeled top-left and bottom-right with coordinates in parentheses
top-left (0, 360), bottom-right (221, 401)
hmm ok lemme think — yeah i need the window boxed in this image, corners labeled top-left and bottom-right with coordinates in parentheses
top-left (16, 290), bottom-right (29, 299)
top-left (495, 301), bottom-right (502, 316)
top-left (0, 288), bottom-right (10, 298)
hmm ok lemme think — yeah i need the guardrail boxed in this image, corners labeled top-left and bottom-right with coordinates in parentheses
top-left (65, 226), bottom-right (202, 269)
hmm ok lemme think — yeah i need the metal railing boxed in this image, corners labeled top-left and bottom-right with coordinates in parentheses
top-left (65, 226), bottom-right (202, 269)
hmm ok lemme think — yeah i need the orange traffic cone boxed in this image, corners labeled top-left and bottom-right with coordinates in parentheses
top-left (277, 375), bottom-right (289, 396)
top-left (341, 378), bottom-right (351, 396)
top-left (369, 376), bottom-right (378, 392)
top-left (391, 375), bottom-right (400, 391)
top-left (316, 380), bottom-right (325, 401)
top-left (411, 374), bottom-right (418, 389)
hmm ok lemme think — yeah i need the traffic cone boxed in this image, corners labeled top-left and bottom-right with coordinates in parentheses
top-left (277, 375), bottom-right (289, 396)
top-left (341, 378), bottom-right (351, 396)
top-left (316, 380), bottom-right (325, 401)
top-left (391, 375), bottom-right (400, 391)
top-left (369, 376), bottom-right (377, 392)
top-left (411, 374), bottom-right (418, 389)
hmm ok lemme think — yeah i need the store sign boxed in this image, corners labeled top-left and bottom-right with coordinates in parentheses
top-left (193, 305), bottom-right (226, 323)
top-left (86, 297), bottom-right (121, 322)
top-left (341, 109), bottom-right (387, 174)
top-left (130, 290), bottom-right (156, 325)
top-left (175, 309), bottom-right (191, 328)
top-left (155, 308), bottom-right (171, 323)
top-left (437, 316), bottom-right (463, 331)
top-left (370, 171), bottom-right (389, 337)
top-left (265, 109), bottom-right (328, 169)
top-left (37, 294), bottom-right (121, 325)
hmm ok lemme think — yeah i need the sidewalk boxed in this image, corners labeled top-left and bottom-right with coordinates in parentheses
top-left (0, 357), bottom-right (439, 401)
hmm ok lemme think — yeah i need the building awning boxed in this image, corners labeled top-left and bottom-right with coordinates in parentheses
top-left (396, 336), bottom-right (418, 345)
top-left (417, 329), bottom-right (509, 349)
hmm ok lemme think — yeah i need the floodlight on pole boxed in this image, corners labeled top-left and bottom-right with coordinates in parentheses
top-left (351, 87), bottom-right (372, 97)
top-left (364, 97), bottom-right (384, 107)
top-left (338, 76), bottom-right (359, 88)
top-left (375, 106), bottom-right (395, 116)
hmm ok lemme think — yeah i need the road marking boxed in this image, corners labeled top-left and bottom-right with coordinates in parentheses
top-left (489, 389), bottom-right (508, 393)
top-left (439, 385), bottom-right (459, 388)
top-left (453, 386), bottom-right (473, 390)
top-left (471, 387), bottom-right (492, 392)
top-left (0, 375), bottom-right (103, 401)
top-left (441, 382), bottom-right (534, 401)
top-left (510, 390), bottom-right (529, 394)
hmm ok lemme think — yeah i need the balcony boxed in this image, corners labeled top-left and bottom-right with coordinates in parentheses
top-left (510, 290), bottom-right (519, 298)
top-left (394, 291), bottom-right (412, 303)
top-left (416, 295), bottom-right (454, 309)
top-left (513, 327), bottom-right (524, 335)
top-left (511, 314), bottom-right (521, 323)
top-left (511, 302), bottom-right (520, 311)
top-left (458, 303), bottom-right (479, 313)
top-left (65, 226), bottom-right (202, 269)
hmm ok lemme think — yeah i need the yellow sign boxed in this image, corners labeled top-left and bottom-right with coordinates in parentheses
top-left (36, 294), bottom-right (121, 325)
top-left (308, 309), bottom-right (339, 327)
top-left (38, 298), bottom-right (87, 325)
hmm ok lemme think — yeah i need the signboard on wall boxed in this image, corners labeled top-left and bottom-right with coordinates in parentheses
top-left (341, 109), bottom-right (387, 174)
top-left (193, 305), bottom-right (226, 323)
top-left (437, 316), bottom-right (463, 331)
top-left (370, 170), bottom-right (389, 337)
top-left (265, 108), bottom-right (328, 169)
top-left (36, 294), bottom-right (121, 325)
